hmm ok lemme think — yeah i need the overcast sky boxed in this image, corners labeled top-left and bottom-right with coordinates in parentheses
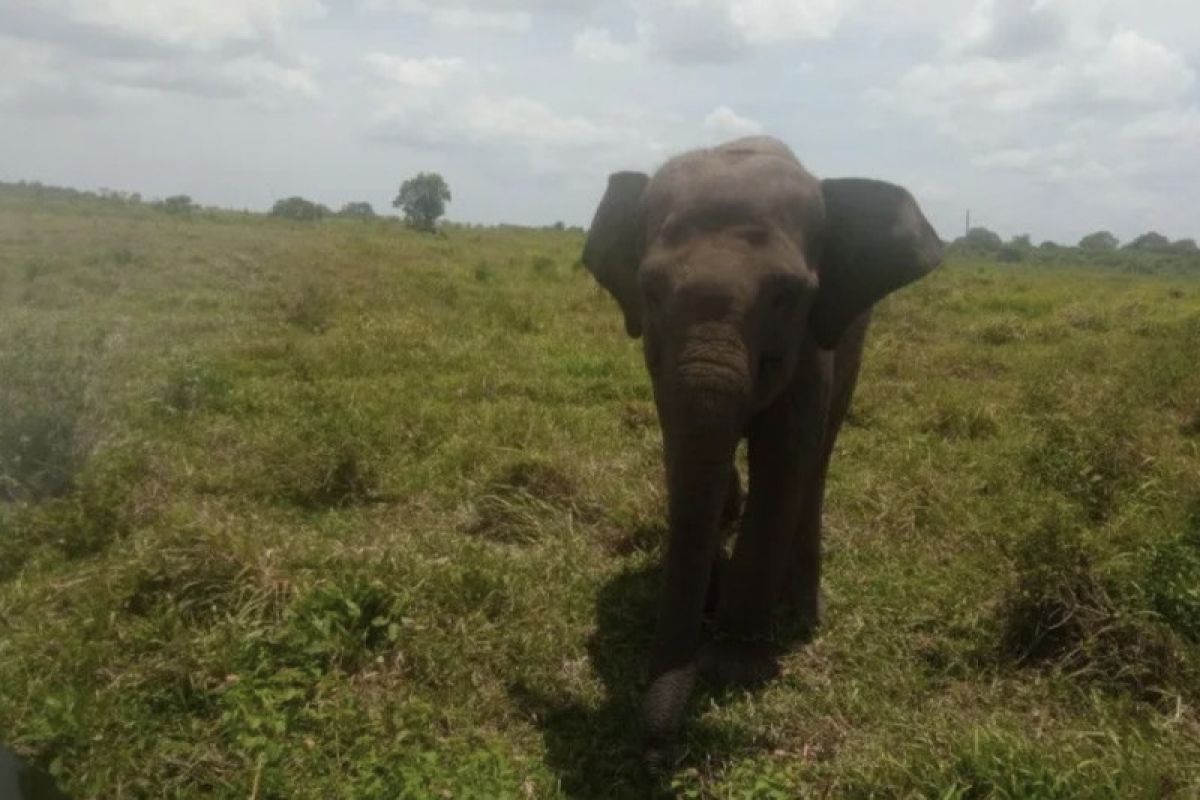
top-left (1, 0), bottom-right (1197, 243)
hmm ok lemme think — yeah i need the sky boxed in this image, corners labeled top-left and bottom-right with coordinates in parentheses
top-left (1, 0), bottom-right (1197, 244)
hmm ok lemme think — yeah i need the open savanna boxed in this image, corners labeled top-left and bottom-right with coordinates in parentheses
top-left (1, 189), bottom-right (1199, 799)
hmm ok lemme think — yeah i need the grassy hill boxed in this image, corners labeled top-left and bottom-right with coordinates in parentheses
top-left (2, 190), bottom-right (1199, 798)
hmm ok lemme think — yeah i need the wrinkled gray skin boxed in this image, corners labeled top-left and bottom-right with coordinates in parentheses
top-left (581, 136), bottom-right (943, 759)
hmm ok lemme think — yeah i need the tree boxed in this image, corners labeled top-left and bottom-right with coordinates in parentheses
top-left (339, 201), bottom-right (376, 219)
top-left (1170, 238), bottom-right (1198, 254)
top-left (159, 195), bottom-right (197, 215)
top-left (959, 226), bottom-right (1003, 252)
top-left (1079, 231), bottom-right (1118, 251)
top-left (271, 196), bottom-right (327, 221)
top-left (393, 172), bottom-right (451, 232)
top-left (1125, 231), bottom-right (1172, 252)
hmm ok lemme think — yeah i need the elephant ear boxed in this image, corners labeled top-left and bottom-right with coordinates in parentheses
top-left (582, 171), bottom-right (649, 338)
top-left (810, 178), bottom-right (943, 349)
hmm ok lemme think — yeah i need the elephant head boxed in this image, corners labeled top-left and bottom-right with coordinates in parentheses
top-left (581, 135), bottom-right (943, 755)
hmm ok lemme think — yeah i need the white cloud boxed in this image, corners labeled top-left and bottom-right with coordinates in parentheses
top-left (362, 52), bottom-right (662, 175)
top-left (0, 0), bottom-right (324, 107)
top-left (364, 53), bottom-right (467, 88)
top-left (955, 0), bottom-right (1069, 58)
top-left (703, 105), bottom-right (762, 139)
top-left (630, 0), bottom-right (850, 63)
top-left (572, 27), bottom-right (637, 62)
top-left (426, 8), bottom-right (531, 32)
top-left (727, 0), bottom-right (846, 42)
top-left (872, 0), bottom-right (1200, 240)
top-left (879, 9), bottom-right (1196, 138)
top-left (13, 0), bottom-right (324, 50)
top-left (365, 0), bottom-right (600, 32)
top-left (1084, 29), bottom-right (1194, 107)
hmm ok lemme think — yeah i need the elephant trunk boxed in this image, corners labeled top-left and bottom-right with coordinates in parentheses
top-left (644, 324), bottom-right (749, 751)
top-left (670, 323), bottom-right (754, 421)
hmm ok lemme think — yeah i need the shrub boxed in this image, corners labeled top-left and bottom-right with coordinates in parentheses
top-left (1125, 232), bottom-right (1172, 252)
top-left (958, 227), bottom-right (1003, 252)
top-left (270, 196), bottom-right (328, 222)
top-left (158, 195), bottom-right (197, 215)
top-left (996, 518), bottom-right (1196, 701)
top-left (0, 445), bottom-right (145, 578)
top-left (338, 201), bottom-right (376, 220)
top-left (1079, 231), bottom-right (1119, 251)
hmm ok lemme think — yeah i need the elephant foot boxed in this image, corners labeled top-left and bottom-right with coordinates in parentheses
top-left (699, 638), bottom-right (780, 687)
top-left (642, 665), bottom-right (696, 766)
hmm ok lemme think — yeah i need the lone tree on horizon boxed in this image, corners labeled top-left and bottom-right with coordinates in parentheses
top-left (394, 172), bottom-right (451, 232)
top-left (1079, 231), bottom-right (1119, 251)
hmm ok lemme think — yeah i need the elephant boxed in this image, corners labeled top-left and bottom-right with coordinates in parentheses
top-left (580, 135), bottom-right (943, 759)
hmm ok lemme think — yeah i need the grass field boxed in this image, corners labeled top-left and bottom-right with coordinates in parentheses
top-left (2, 189), bottom-right (1199, 798)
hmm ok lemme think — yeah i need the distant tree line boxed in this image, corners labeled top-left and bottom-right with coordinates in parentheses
top-left (1, 179), bottom-right (1195, 258)
top-left (949, 225), bottom-right (1200, 268)
top-left (264, 172), bottom-right (452, 231)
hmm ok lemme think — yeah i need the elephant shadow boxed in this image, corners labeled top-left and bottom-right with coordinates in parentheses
top-left (511, 552), bottom-right (803, 799)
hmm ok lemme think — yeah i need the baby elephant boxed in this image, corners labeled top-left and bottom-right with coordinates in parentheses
top-left (581, 136), bottom-right (943, 758)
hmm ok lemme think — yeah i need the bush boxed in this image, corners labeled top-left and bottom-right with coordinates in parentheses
top-left (339, 202), bottom-right (376, 220)
top-left (270, 196), bottom-right (329, 222)
top-left (0, 445), bottom-right (146, 578)
top-left (1125, 232), bottom-right (1172, 252)
top-left (996, 518), bottom-right (1195, 701)
top-left (157, 195), bottom-right (197, 215)
top-left (997, 245), bottom-right (1024, 263)
top-left (1079, 231), bottom-right (1119, 251)
top-left (958, 227), bottom-right (1004, 252)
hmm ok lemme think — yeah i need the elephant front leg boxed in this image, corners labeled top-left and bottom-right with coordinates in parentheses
top-left (702, 408), bottom-right (809, 686)
top-left (643, 446), bottom-right (735, 760)
top-left (704, 352), bottom-right (832, 685)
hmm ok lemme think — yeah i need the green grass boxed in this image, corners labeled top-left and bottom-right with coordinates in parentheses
top-left (1, 190), bottom-right (1199, 798)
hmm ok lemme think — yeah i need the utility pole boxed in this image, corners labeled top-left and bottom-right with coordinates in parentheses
top-left (965, 209), bottom-right (971, 237)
